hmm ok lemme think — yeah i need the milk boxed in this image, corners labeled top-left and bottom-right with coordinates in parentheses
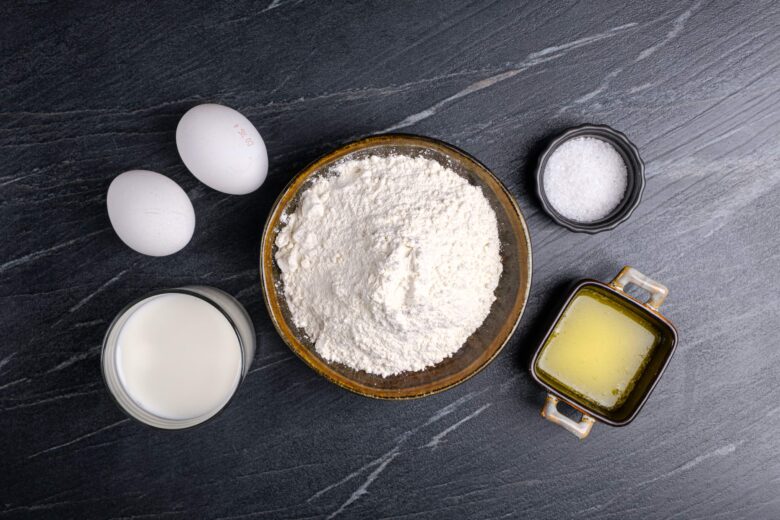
top-left (102, 287), bottom-right (255, 428)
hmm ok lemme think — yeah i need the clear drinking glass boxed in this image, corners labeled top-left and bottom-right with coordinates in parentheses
top-left (101, 286), bottom-right (255, 429)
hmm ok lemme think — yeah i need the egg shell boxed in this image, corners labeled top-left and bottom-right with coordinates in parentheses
top-left (107, 170), bottom-right (195, 256)
top-left (176, 104), bottom-right (268, 195)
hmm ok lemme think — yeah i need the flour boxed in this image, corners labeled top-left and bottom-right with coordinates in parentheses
top-left (274, 154), bottom-right (502, 376)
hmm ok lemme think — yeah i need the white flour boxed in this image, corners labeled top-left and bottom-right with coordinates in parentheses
top-left (275, 154), bottom-right (502, 376)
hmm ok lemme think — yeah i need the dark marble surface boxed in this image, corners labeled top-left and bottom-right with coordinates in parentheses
top-left (2, 1), bottom-right (779, 518)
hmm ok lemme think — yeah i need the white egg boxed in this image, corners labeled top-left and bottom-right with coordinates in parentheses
top-left (107, 170), bottom-right (195, 256)
top-left (176, 104), bottom-right (268, 195)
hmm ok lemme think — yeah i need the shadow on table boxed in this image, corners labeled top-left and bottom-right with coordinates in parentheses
top-left (513, 279), bottom-right (573, 406)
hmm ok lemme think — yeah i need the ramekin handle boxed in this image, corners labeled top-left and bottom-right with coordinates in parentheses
top-left (541, 394), bottom-right (596, 440)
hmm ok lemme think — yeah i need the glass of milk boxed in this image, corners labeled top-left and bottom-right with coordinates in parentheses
top-left (101, 286), bottom-right (255, 429)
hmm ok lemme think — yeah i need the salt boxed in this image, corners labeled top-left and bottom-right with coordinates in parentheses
top-left (543, 136), bottom-right (628, 222)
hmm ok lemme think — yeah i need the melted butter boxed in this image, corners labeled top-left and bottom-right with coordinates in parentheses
top-left (537, 288), bottom-right (659, 410)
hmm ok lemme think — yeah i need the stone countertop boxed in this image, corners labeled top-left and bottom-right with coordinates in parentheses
top-left (2, 1), bottom-right (779, 518)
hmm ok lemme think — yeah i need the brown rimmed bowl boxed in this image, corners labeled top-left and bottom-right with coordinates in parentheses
top-left (260, 134), bottom-right (533, 399)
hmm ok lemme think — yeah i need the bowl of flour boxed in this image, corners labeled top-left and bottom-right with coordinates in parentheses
top-left (261, 135), bottom-right (532, 399)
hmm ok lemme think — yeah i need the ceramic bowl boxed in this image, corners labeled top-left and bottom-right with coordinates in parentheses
top-left (535, 124), bottom-right (645, 233)
top-left (260, 134), bottom-right (532, 399)
top-left (529, 266), bottom-right (678, 439)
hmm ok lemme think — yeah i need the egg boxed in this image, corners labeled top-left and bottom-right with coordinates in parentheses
top-left (176, 104), bottom-right (268, 195)
top-left (107, 170), bottom-right (195, 256)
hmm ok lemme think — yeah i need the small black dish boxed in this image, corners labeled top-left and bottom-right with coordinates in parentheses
top-left (535, 124), bottom-right (645, 234)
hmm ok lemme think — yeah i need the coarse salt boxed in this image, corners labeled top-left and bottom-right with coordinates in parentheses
top-left (543, 136), bottom-right (628, 222)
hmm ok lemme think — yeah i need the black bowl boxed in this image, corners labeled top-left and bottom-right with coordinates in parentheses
top-left (535, 124), bottom-right (645, 233)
